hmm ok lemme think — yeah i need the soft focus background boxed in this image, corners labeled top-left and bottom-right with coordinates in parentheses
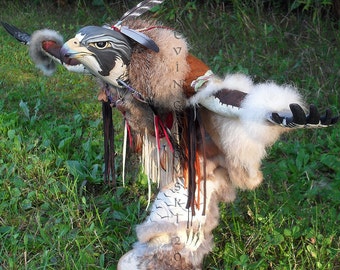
top-left (0, 0), bottom-right (339, 269)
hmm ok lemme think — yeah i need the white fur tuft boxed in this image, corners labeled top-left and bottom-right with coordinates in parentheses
top-left (29, 29), bottom-right (64, 76)
top-left (240, 81), bottom-right (305, 144)
top-left (200, 76), bottom-right (306, 190)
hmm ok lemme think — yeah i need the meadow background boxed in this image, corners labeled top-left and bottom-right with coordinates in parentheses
top-left (0, 0), bottom-right (339, 269)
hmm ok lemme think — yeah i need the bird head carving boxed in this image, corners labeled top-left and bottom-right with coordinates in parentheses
top-left (61, 26), bottom-right (133, 88)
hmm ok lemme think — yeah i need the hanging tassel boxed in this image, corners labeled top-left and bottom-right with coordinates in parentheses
top-left (197, 111), bottom-right (207, 216)
top-left (102, 100), bottom-right (115, 188)
top-left (153, 114), bottom-right (161, 186)
top-left (194, 154), bottom-right (201, 211)
top-left (153, 112), bottom-right (175, 186)
top-left (146, 165), bottom-right (152, 211)
top-left (160, 144), bottom-right (168, 171)
top-left (186, 106), bottom-right (197, 216)
top-left (142, 129), bottom-right (153, 210)
top-left (182, 106), bottom-right (208, 217)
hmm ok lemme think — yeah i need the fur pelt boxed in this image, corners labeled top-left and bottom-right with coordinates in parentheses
top-left (117, 73), bottom-right (307, 269)
top-left (123, 20), bottom-right (190, 113)
top-left (118, 177), bottom-right (234, 269)
top-left (197, 74), bottom-right (305, 191)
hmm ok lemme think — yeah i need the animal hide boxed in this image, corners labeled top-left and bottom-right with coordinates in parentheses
top-left (122, 20), bottom-right (190, 113)
top-left (192, 73), bottom-right (304, 191)
top-left (118, 176), bottom-right (235, 270)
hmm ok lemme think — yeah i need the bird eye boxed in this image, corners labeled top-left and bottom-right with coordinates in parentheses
top-left (95, 41), bottom-right (108, 49)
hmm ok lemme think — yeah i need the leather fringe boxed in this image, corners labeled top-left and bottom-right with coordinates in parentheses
top-left (102, 100), bottom-right (116, 188)
top-left (182, 107), bottom-right (207, 217)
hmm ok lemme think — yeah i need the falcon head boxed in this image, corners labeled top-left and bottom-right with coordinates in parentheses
top-left (61, 26), bottom-right (133, 88)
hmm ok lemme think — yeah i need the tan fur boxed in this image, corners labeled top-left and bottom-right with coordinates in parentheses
top-left (116, 92), bottom-right (155, 133)
top-left (138, 248), bottom-right (196, 270)
top-left (124, 20), bottom-right (190, 112)
top-left (201, 108), bottom-right (266, 190)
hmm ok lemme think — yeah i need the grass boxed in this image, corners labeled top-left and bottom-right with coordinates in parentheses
top-left (0, 1), bottom-right (339, 269)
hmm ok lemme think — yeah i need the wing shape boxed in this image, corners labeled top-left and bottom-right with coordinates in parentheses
top-left (189, 72), bottom-right (339, 129)
top-left (268, 103), bottom-right (339, 128)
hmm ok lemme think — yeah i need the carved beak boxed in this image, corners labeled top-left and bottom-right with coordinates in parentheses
top-left (60, 37), bottom-right (93, 59)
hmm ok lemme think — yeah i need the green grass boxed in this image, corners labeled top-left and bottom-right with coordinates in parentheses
top-left (0, 1), bottom-right (339, 269)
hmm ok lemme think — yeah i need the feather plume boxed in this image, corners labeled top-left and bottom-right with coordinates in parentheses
top-left (117, 0), bottom-right (164, 24)
top-left (1, 22), bottom-right (31, 45)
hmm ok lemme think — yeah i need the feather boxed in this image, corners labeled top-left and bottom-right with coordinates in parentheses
top-left (1, 21), bottom-right (31, 45)
top-left (118, 0), bottom-right (164, 23)
top-left (112, 0), bottom-right (164, 52)
top-left (268, 103), bottom-right (338, 128)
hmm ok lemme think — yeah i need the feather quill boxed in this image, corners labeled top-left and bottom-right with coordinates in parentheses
top-left (112, 0), bottom-right (164, 52)
top-left (118, 0), bottom-right (164, 24)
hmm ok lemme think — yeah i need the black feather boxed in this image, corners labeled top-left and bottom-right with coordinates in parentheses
top-left (1, 21), bottom-right (31, 45)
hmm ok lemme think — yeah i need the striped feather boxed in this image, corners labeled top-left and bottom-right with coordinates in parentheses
top-left (119, 0), bottom-right (164, 22)
top-left (1, 22), bottom-right (31, 45)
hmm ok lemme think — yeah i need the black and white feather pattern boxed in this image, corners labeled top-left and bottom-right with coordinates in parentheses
top-left (111, 0), bottom-right (163, 52)
top-left (118, 0), bottom-right (164, 23)
top-left (1, 21), bottom-right (31, 45)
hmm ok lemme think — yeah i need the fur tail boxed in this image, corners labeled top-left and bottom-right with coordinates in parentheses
top-left (29, 29), bottom-right (64, 76)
